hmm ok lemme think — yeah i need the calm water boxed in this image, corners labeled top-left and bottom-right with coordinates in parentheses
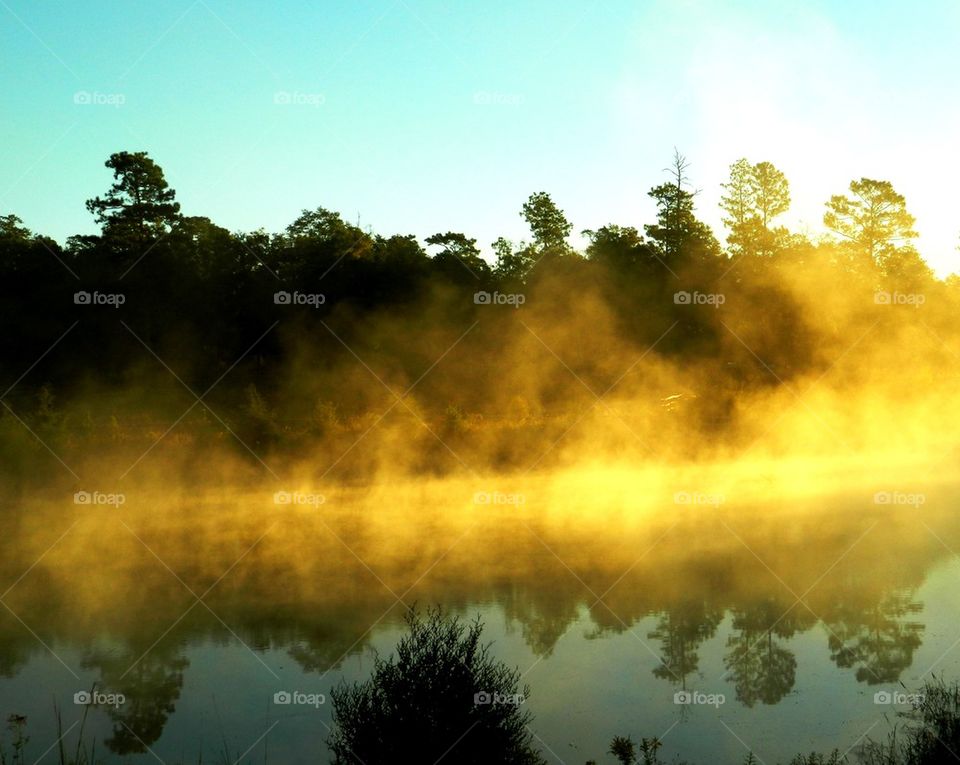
top-left (1, 469), bottom-right (959, 764)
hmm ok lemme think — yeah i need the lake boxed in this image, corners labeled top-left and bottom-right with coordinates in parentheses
top-left (1, 457), bottom-right (958, 764)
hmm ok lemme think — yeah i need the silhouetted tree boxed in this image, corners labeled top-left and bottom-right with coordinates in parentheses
top-left (824, 178), bottom-right (917, 263)
top-left (721, 159), bottom-right (790, 258)
top-left (521, 191), bottom-right (572, 256)
top-left (274, 206), bottom-right (372, 281)
top-left (0, 214), bottom-right (31, 242)
top-left (645, 150), bottom-right (719, 263)
top-left (426, 231), bottom-right (492, 283)
top-left (583, 225), bottom-right (647, 270)
top-left (492, 236), bottom-right (535, 282)
top-left (85, 151), bottom-right (180, 251)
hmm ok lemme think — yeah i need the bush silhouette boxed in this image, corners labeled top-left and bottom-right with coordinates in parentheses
top-left (328, 607), bottom-right (546, 764)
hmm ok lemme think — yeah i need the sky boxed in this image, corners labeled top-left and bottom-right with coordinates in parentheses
top-left (1, 0), bottom-right (959, 273)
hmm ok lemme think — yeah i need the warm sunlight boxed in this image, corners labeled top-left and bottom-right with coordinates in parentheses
top-left (2, 2), bottom-right (959, 765)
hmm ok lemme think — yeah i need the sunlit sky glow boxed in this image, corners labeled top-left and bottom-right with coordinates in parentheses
top-left (2, 0), bottom-right (958, 273)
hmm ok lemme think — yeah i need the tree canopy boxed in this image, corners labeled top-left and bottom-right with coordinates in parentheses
top-left (85, 151), bottom-right (180, 249)
top-left (0, 147), bottom-right (954, 485)
top-left (824, 177), bottom-right (917, 262)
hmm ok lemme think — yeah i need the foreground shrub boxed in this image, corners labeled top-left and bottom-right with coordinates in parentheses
top-left (327, 606), bottom-right (546, 764)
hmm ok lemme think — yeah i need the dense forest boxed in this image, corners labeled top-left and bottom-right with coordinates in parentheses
top-left (3, 152), bottom-right (960, 764)
top-left (1, 149), bottom-right (957, 485)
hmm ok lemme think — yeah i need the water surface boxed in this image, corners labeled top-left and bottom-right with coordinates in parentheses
top-left (2, 465), bottom-right (958, 763)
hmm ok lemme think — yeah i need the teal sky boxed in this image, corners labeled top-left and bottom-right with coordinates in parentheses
top-left (2, 0), bottom-right (958, 273)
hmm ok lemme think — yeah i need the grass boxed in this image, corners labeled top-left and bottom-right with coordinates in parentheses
top-left (586, 677), bottom-right (960, 765)
top-left (858, 675), bottom-right (960, 765)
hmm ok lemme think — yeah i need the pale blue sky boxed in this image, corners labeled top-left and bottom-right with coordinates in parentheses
top-left (2, 0), bottom-right (958, 272)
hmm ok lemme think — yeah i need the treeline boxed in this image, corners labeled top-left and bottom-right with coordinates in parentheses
top-left (1, 149), bottom-right (957, 473)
